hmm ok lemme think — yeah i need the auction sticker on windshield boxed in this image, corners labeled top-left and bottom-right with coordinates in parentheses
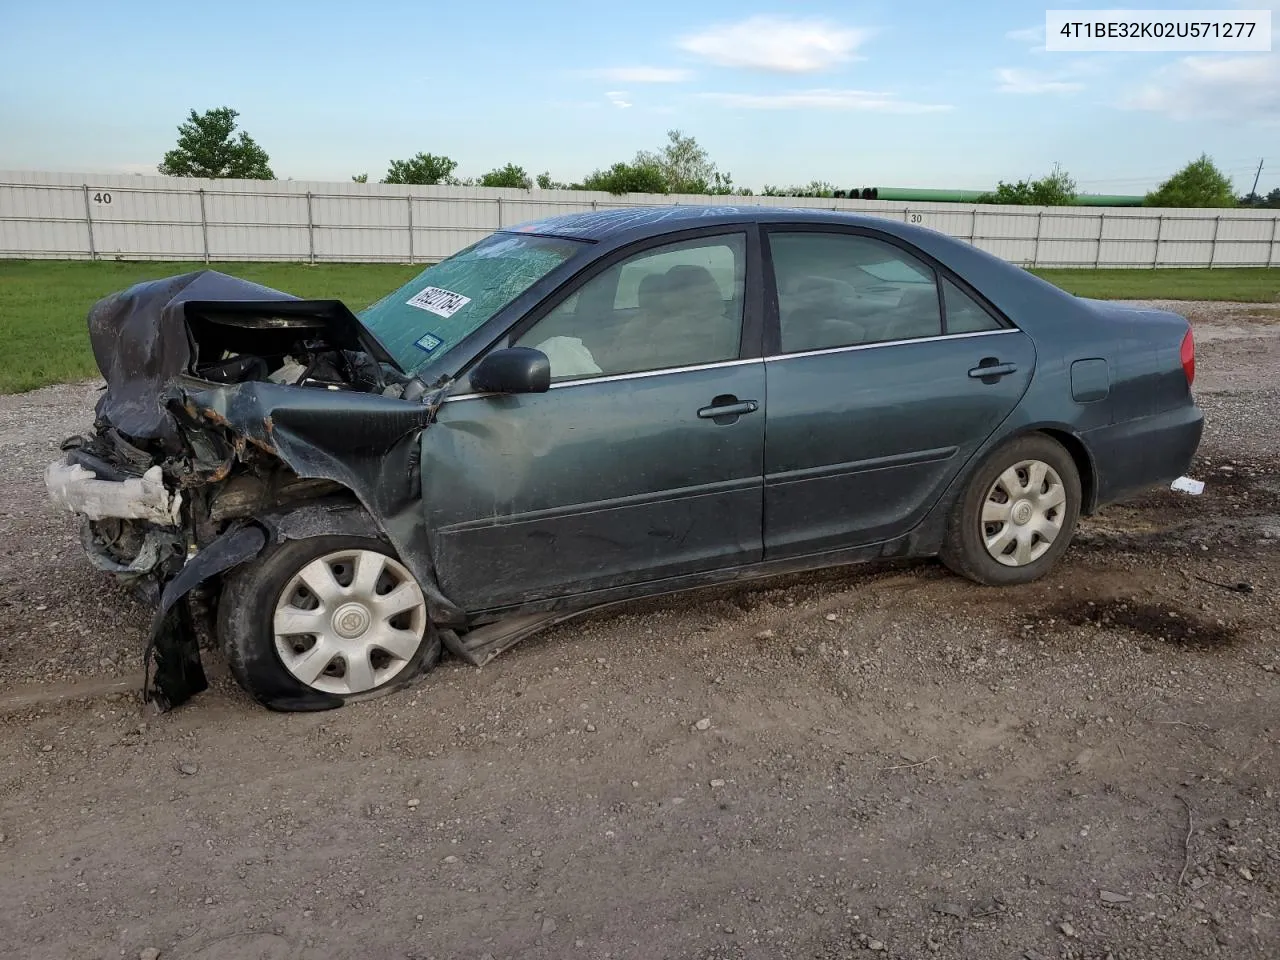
top-left (406, 286), bottom-right (472, 318)
top-left (414, 332), bottom-right (443, 353)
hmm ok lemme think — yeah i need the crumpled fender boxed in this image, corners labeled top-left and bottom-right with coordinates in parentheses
top-left (264, 499), bottom-right (385, 542)
top-left (175, 378), bottom-right (466, 627)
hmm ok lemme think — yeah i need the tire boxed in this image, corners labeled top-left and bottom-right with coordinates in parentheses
top-left (940, 433), bottom-right (1082, 587)
top-left (218, 534), bottom-right (441, 711)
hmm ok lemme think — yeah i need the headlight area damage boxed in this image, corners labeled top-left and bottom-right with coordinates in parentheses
top-left (45, 270), bottom-right (465, 711)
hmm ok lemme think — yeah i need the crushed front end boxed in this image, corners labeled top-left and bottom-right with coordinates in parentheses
top-left (45, 269), bottom-right (453, 710)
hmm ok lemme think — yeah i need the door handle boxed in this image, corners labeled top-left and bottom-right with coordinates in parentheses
top-left (968, 360), bottom-right (1018, 380)
top-left (697, 399), bottom-right (759, 420)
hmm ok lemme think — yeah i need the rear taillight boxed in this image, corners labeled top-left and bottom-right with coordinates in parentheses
top-left (1180, 328), bottom-right (1195, 387)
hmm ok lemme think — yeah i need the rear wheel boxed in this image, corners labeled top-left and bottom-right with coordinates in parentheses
top-left (940, 434), bottom-right (1081, 586)
top-left (219, 535), bottom-right (441, 710)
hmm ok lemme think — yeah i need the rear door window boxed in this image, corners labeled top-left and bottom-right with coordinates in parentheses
top-left (768, 232), bottom-right (942, 352)
top-left (941, 278), bottom-right (1004, 334)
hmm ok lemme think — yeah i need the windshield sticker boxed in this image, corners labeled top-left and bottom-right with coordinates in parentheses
top-left (406, 286), bottom-right (472, 318)
top-left (414, 332), bottom-right (444, 353)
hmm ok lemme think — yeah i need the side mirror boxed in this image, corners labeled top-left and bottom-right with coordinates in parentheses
top-left (469, 347), bottom-right (551, 394)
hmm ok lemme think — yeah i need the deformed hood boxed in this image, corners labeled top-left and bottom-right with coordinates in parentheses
top-left (88, 270), bottom-right (400, 443)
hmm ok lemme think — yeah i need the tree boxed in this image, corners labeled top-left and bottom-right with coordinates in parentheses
top-left (1145, 155), bottom-right (1235, 208)
top-left (1239, 187), bottom-right (1280, 208)
top-left (708, 172), bottom-right (745, 195)
top-left (479, 163), bottom-right (532, 189)
top-left (382, 153), bottom-right (459, 185)
top-left (581, 160), bottom-right (669, 195)
top-left (158, 107), bottom-right (273, 179)
top-left (564, 130), bottom-right (732, 195)
top-left (351, 173), bottom-right (368, 183)
top-left (977, 163), bottom-right (1077, 205)
top-left (536, 171), bottom-right (570, 190)
top-left (761, 180), bottom-right (837, 198)
top-left (633, 129), bottom-right (723, 194)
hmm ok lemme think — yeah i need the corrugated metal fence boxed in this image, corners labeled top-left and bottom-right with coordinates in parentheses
top-left (2, 170), bottom-right (1278, 269)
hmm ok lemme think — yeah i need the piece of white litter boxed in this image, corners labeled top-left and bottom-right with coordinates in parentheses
top-left (1171, 476), bottom-right (1205, 495)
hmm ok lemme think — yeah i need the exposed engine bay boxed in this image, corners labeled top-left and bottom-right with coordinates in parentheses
top-left (45, 270), bottom-right (463, 711)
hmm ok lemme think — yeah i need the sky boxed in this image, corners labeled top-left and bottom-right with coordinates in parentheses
top-left (0, 0), bottom-right (1277, 196)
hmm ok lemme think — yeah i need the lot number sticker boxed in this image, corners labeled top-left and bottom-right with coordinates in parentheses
top-left (406, 286), bottom-right (471, 318)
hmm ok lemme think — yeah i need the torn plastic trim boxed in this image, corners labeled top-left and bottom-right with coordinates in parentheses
top-left (45, 457), bottom-right (183, 526)
top-left (144, 522), bottom-right (267, 711)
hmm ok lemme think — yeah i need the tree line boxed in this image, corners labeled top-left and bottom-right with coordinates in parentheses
top-left (981, 157), bottom-right (1280, 208)
top-left (158, 107), bottom-right (1280, 209)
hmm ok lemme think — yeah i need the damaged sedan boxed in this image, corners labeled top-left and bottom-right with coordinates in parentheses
top-left (45, 207), bottom-right (1204, 711)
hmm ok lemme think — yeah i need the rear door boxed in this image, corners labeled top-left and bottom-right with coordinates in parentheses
top-left (761, 227), bottom-right (1036, 557)
top-left (420, 229), bottom-right (767, 611)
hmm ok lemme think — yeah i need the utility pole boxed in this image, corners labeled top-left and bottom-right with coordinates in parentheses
top-left (1249, 158), bottom-right (1264, 200)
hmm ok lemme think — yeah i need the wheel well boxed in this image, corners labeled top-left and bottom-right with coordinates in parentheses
top-left (1036, 428), bottom-right (1097, 514)
top-left (262, 495), bottom-right (385, 545)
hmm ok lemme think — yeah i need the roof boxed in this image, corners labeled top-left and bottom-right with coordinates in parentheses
top-left (505, 204), bottom-right (892, 243)
top-left (503, 203), bottom-right (1085, 343)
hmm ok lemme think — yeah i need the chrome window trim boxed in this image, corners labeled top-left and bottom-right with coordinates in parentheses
top-left (440, 328), bottom-right (1018, 403)
top-left (765, 328), bottom-right (1016, 363)
top-left (442, 357), bottom-right (762, 402)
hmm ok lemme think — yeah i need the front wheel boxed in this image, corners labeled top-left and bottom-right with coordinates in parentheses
top-left (218, 535), bottom-right (441, 710)
top-left (940, 434), bottom-right (1082, 586)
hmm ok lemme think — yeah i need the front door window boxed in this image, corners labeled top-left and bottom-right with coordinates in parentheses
top-left (513, 233), bottom-right (748, 380)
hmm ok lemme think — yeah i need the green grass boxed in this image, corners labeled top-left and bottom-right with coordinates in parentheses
top-left (1031, 267), bottom-right (1280, 302)
top-left (2, 260), bottom-right (1278, 394)
top-left (0, 260), bottom-right (420, 394)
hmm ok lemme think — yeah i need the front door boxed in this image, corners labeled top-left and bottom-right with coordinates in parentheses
top-left (421, 230), bottom-right (766, 612)
top-left (761, 228), bottom-right (1036, 557)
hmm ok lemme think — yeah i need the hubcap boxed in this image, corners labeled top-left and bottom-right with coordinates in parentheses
top-left (332, 602), bottom-right (371, 639)
top-left (272, 549), bottom-right (427, 695)
top-left (981, 459), bottom-right (1067, 567)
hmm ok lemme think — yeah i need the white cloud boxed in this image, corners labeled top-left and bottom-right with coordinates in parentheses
top-left (698, 89), bottom-right (950, 113)
top-left (584, 66), bottom-right (693, 83)
top-left (605, 91), bottom-right (633, 109)
top-left (1005, 25), bottom-right (1045, 43)
top-left (1005, 23), bottom-right (1046, 53)
top-left (1122, 54), bottom-right (1280, 120)
top-left (678, 16), bottom-right (869, 73)
top-left (995, 67), bottom-right (1085, 94)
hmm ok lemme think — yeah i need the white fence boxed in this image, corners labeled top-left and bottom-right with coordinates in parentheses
top-left (2, 170), bottom-right (1278, 269)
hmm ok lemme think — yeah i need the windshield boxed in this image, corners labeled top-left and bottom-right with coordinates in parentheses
top-left (359, 232), bottom-right (586, 373)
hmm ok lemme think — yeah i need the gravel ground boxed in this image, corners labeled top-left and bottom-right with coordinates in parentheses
top-left (0, 301), bottom-right (1277, 960)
